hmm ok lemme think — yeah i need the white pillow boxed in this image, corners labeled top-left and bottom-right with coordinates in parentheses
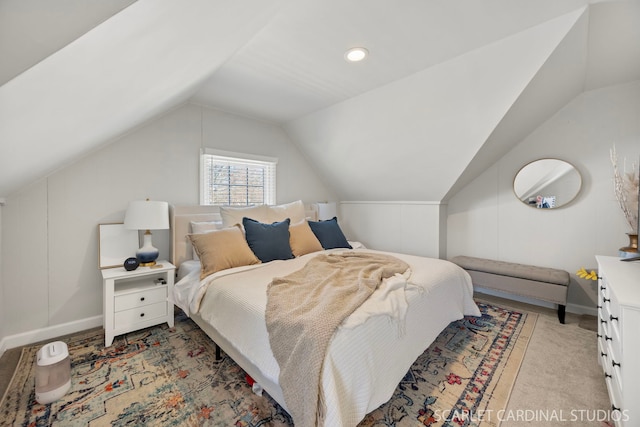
top-left (220, 205), bottom-right (270, 228)
top-left (269, 200), bottom-right (306, 224)
top-left (190, 220), bottom-right (223, 234)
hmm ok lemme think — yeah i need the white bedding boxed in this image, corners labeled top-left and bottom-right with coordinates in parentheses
top-left (172, 248), bottom-right (480, 426)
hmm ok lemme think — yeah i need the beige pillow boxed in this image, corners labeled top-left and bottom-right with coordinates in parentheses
top-left (289, 220), bottom-right (323, 257)
top-left (269, 200), bottom-right (306, 224)
top-left (220, 205), bottom-right (270, 228)
top-left (188, 225), bottom-right (260, 279)
top-left (189, 221), bottom-right (224, 261)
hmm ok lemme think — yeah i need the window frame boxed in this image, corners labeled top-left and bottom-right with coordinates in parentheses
top-left (200, 148), bottom-right (277, 206)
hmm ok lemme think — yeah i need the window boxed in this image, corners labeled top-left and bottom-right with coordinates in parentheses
top-left (200, 149), bottom-right (277, 206)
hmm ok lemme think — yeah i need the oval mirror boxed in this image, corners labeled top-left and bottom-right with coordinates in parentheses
top-left (513, 159), bottom-right (582, 209)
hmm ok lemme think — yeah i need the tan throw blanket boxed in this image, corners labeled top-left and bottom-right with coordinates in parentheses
top-left (265, 252), bottom-right (409, 427)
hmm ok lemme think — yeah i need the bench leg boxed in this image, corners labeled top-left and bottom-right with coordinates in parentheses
top-left (558, 305), bottom-right (566, 324)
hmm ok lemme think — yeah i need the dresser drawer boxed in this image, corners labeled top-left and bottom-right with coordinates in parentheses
top-left (600, 323), bottom-right (621, 361)
top-left (114, 301), bottom-right (167, 329)
top-left (114, 286), bottom-right (167, 312)
top-left (605, 373), bottom-right (623, 416)
top-left (599, 310), bottom-right (611, 338)
top-left (599, 282), bottom-right (609, 303)
top-left (598, 338), bottom-right (609, 371)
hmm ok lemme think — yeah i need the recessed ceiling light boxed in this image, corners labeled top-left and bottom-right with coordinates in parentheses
top-left (344, 47), bottom-right (368, 62)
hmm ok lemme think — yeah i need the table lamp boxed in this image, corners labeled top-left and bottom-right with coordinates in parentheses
top-left (124, 199), bottom-right (169, 266)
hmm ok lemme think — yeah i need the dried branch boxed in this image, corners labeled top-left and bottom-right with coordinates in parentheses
top-left (610, 145), bottom-right (639, 234)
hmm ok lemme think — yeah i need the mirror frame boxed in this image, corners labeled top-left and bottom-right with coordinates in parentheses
top-left (513, 158), bottom-right (582, 209)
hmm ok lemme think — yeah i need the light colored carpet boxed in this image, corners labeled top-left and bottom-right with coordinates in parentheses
top-left (477, 294), bottom-right (610, 427)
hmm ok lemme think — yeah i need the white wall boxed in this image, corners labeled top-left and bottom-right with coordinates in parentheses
top-left (0, 102), bottom-right (334, 345)
top-left (339, 202), bottom-right (444, 258)
top-left (447, 80), bottom-right (640, 311)
top-left (0, 205), bottom-right (4, 352)
top-left (2, 180), bottom-right (49, 338)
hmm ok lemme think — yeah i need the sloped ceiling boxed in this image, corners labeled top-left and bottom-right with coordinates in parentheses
top-left (445, 5), bottom-right (591, 201)
top-left (192, 0), bottom-right (589, 123)
top-left (1, 0), bottom-right (639, 201)
top-left (0, 0), bottom-right (286, 198)
top-left (285, 8), bottom-right (588, 201)
top-left (0, 0), bottom-right (137, 86)
top-left (586, 0), bottom-right (640, 89)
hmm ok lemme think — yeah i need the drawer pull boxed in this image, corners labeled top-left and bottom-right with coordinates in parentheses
top-left (609, 315), bottom-right (618, 322)
top-left (600, 286), bottom-right (605, 291)
top-left (597, 305), bottom-right (602, 309)
top-left (612, 405), bottom-right (620, 412)
top-left (600, 319), bottom-right (607, 325)
top-left (605, 335), bottom-right (612, 341)
top-left (612, 360), bottom-right (621, 368)
top-left (605, 373), bottom-right (611, 378)
top-left (603, 298), bottom-right (610, 303)
top-left (597, 334), bottom-right (602, 338)
top-left (140, 313), bottom-right (145, 318)
top-left (601, 351), bottom-right (607, 357)
top-left (140, 297), bottom-right (145, 302)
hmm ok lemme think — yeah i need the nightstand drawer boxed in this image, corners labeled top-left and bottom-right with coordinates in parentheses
top-left (114, 287), bottom-right (167, 312)
top-left (114, 301), bottom-right (167, 329)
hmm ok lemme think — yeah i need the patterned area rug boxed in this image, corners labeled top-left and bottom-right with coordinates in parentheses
top-left (0, 302), bottom-right (535, 427)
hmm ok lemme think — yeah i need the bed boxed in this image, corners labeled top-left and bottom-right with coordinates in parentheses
top-left (169, 204), bottom-right (480, 426)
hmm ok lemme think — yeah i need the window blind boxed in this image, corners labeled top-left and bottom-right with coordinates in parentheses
top-left (200, 150), bottom-right (277, 206)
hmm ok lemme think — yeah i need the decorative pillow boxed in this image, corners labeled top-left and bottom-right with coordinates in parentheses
top-left (269, 200), bottom-right (306, 224)
top-left (242, 217), bottom-right (294, 263)
top-left (188, 225), bottom-right (260, 279)
top-left (308, 217), bottom-right (352, 250)
top-left (220, 205), bottom-right (270, 228)
top-left (189, 221), bottom-right (224, 261)
top-left (289, 220), bottom-right (323, 257)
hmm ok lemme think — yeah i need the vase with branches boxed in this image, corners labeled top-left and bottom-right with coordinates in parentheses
top-left (610, 146), bottom-right (639, 236)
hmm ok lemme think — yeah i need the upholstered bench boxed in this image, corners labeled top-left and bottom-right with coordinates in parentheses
top-left (451, 256), bottom-right (570, 324)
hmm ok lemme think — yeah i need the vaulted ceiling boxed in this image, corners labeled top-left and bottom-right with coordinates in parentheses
top-left (1, 0), bottom-right (639, 200)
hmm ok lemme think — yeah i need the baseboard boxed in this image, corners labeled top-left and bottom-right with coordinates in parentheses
top-left (475, 288), bottom-right (597, 317)
top-left (0, 315), bottom-right (103, 358)
top-left (565, 302), bottom-right (598, 316)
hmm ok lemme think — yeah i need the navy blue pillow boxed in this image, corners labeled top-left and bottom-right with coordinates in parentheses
top-left (308, 217), bottom-right (352, 250)
top-left (242, 217), bottom-right (294, 263)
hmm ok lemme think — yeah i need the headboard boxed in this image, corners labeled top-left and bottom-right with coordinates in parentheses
top-left (170, 205), bottom-right (221, 268)
top-left (170, 204), bottom-right (319, 268)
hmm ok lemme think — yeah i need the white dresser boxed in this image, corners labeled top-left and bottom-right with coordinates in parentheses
top-left (596, 256), bottom-right (640, 427)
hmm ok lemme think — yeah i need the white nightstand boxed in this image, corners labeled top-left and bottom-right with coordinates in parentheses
top-left (101, 261), bottom-right (176, 346)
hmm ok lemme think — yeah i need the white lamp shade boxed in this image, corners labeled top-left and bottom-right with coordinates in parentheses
top-left (124, 200), bottom-right (169, 230)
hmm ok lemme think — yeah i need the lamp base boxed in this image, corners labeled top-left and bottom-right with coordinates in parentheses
top-left (136, 230), bottom-right (159, 267)
top-left (139, 260), bottom-right (157, 267)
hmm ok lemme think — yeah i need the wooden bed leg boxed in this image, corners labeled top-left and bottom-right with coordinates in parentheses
top-left (558, 305), bottom-right (566, 324)
top-left (215, 344), bottom-right (221, 360)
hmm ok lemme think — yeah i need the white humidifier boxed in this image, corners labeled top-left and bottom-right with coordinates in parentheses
top-left (35, 341), bottom-right (71, 404)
